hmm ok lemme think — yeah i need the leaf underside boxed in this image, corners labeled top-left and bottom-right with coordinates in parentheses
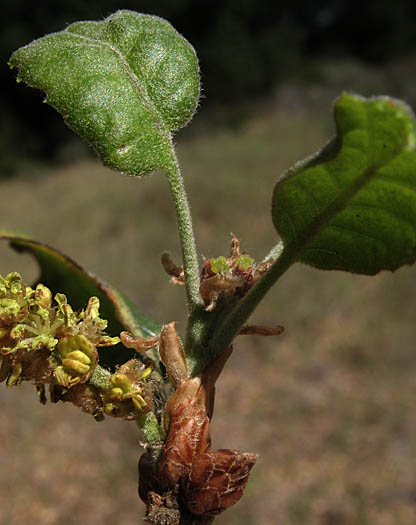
top-left (9, 10), bottom-right (200, 177)
top-left (0, 232), bottom-right (161, 370)
top-left (272, 93), bottom-right (416, 275)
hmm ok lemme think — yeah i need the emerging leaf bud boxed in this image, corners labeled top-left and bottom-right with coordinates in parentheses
top-left (199, 236), bottom-right (261, 311)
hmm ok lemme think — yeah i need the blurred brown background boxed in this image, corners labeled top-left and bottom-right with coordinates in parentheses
top-left (2, 1), bottom-right (416, 524)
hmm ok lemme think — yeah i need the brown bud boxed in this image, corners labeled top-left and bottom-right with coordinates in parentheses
top-left (182, 449), bottom-right (257, 517)
top-left (159, 400), bottom-right (211, 488)
top-left (158, 386), bottom-right (257, 519)
top-left (163, 346), bottom-right (232, 431)
top-left (152, 346), bottom-right (256, 518)
top-left (158, 359), bottom-right (223, 491)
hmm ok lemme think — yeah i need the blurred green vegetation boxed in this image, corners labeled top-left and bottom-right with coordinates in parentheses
top-left (1, 94), bottom-right (416, 523)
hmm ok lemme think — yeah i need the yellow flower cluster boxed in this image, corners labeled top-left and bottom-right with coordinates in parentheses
top-left (0, 272), bottom-right (117, 389)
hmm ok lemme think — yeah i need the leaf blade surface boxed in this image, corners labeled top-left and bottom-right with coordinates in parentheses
top-left (9, 10), bottom-right (200, 176)
top-left (272, 93), bottom-right (416, 274)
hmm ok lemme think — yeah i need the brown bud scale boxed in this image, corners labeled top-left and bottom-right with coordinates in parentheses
top-left (159, 323), bottom-right (187, 388)
top-left (139, 347), bottom-right (256, 519)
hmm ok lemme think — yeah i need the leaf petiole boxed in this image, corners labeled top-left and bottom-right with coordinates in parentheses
top-left (164, 150), bottom-right (203, 315)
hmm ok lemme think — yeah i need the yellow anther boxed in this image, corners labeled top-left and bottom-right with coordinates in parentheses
top-left (109, 387), bottom-right (124, 400)
top-left (6, 363), bottom-right (22, 387)
top-left (76, 335), bottom-right (96, 359)
top-left (54, 366), bottom-right (69, 387)
top-left (58, 334), bottom-right (96, 360)
top-left (65, 350), bottom-right (91, 365)
top-left (61, 358), bottom-right (90, 375)
top-left (68, 377), bottom-right (81, 387)
top-left (132, 394), bottom-right (147, 411)
top-left (138, 364), bottom-right (154, 381)
top-left (110, 373), bottom-right (132, 393)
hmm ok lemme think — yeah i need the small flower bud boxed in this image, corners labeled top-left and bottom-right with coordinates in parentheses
top-left (103, 360), bottom-right (154, 420)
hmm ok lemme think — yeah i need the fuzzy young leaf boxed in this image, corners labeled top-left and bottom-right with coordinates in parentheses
top-left (272, 93), bottom-right (416, 274)
top-left (0, 232), bottom-right (161, 369)
top-left (9, 10), bottom-right (200, 176)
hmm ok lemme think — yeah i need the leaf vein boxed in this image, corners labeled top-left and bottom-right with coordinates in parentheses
top-left (67, 31), bottom-right (164, 128)
top-left (302, 246), bottom-right (355, 267)
top-left (348, 201), bottom-right (416, 232)
top-left (376, 174), bottom-right (416, 195)
top-left (327, 222), bottom-right (388, 248)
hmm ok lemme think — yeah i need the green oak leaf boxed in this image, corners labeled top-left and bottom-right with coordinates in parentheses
top-left (0, 232), bottom-right (161, 370)
top-left (272, 93), bottom-right (416, 275)
top-left (9, 10), bottom-right (200, 176)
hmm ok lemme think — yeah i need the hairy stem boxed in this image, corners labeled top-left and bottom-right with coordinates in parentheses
top-left (165, 150), bottom-right (202, 315)
top-left (137, 411), bottom-right (166, 445)
top-left (89, 364), bottom-right (111, 390)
